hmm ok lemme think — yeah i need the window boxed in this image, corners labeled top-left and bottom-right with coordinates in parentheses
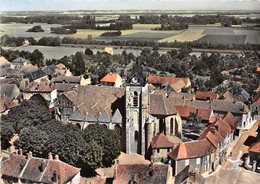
top-left (196, 158), bottom-right (201, 165)
top-left (185, 159), bottom-right (189, 166)
top-left (157, 149), bottom-right (160, 153)
top-left (167, 148), bottom-right (171, 152)
top-left (170, 118), bottom-right (173, 134)
top-left (133, 91), bottom-right (138, 107)
top-left (134, 131), bottom-right (138, 141)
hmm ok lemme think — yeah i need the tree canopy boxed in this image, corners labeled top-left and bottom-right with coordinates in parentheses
top-left (1, 94), bottom-right (121, 176)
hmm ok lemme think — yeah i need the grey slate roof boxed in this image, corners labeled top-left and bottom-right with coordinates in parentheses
top-left (24, 69), bottom-right (47, 82)
top-left (98, 109), bottom-right (111, 123)
top-left (111, 109), bottom-right (122, 124)
top-left (69, 110), bottom-right (84, 121)
top-left (86, 109), bottom-right (98, 122)
top-left (0, 84), bottom-right (20, 100)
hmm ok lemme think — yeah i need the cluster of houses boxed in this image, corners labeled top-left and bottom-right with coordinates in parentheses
top-left (1, 56), bottom-right (260, 183)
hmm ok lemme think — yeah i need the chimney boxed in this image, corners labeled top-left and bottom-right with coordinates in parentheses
top-left (48, 152), bottom-right (53, 160)
top-left (19, 148), bottom-right (23, 156)
top-left (54, 154), bottom-right (59, 161)
top-left (40, 160), bottom-right (45, 172)
top-left (189, 170), bottom-right (196, 183)
top-left (27, 151), bottom-right (33, 159)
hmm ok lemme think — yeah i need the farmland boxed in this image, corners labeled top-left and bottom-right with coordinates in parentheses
top-left (0, 17), bottom-right (259, 44)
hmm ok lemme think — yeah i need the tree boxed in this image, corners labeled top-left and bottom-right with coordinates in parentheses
top-left (1, 94), bottom-right (50, 133)
top-left (1, 122), bottom-right (16, 149)
top-left (14, 126), bottom-right (49, 157)
top-left (85, 48), bottom-right (93, 55)
top-left (30, 49), bottom-right (44, 67)
top-left (83, 124), bottom-right (121, 167)
top-left (72, 52), bottom-right (86, 76)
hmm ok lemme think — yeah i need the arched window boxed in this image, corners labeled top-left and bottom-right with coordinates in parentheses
top-left (133, 91), bottom-right (138, 107)
top-left (170, 118), bottom-right (173, 134)
top-left (76, 123), bottom-right (81, 129)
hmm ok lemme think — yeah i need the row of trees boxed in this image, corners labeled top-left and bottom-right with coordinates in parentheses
top-left (1, 94), bottom-right (121, 176)
top-left (50, 27), bottom-right (77, 34)
top-left (1, 34), bottom-right (259, 51)
top-left (100, 31), bottom-right (122, 37)
top-left (138, 14), bottom-right (260, 26)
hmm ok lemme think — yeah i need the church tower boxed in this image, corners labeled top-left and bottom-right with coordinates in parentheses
top-left (125, 60), bottom-right (148, 154)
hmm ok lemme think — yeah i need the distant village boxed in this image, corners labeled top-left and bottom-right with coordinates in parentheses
top-left (0, 52), bottom-right (260, 184)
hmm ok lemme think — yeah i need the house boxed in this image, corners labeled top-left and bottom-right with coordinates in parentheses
top-left (0, 56), bottom-right (11, 69)
top-left (248, 142), bottom-right (260, 172)
top-left (0, 84), bottom-right (20, 101)
top-left (11, 58), bottom-right (28, 69)
top-left (22, 79), bottom-right (56, 102)
top-left (169, 111), bottom-right (236, 176)
top-left (24, 69), bottom-right (48, 83)
top-left (113, 163), bottom-right (172, 184)
top-left (54, 63), bottom-right (72, 76)
top-left (1, 152), bottom-right (81, 184)
top-left (150, 133), bottom-right (173, 162)
top-left (174, 165), bottom-right (205, 184)
top-left (195, 91), bottom-right (218, 101)
top-left (52, 75), bottom-right (90, 86)
top-left (147, 75), bottom-right (191, 91)
top-left (251, 98), bottom-right (260, 120)
top-left (104, 47), bottom-right (113, 55)
top-left (100, 73), bottom-right (122, 87)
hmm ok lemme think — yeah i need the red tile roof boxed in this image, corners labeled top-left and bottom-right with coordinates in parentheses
top-left (256, 67), bottom-right (260, 73)
top-left (100, 73), bottom-right (118, 83)
top-left (149, 94), bottom-right (177, 116)
top-left (1, 155), bottom-right (28, 178)
top-left (222, 112), bottom-right (237, 130)
top-left (169, 138), bottom-right (216, 160)
top-left (174, 105), bottom-right (196, 118)
top-left (0, 96), bottom-right (17, 112)
top-left (23, 80), bottom-right (55, 92)
top-left (248, 142), bottom-right (260, 153)
top-left (253, 98), bottom-right (260, 105)
top-left (151, 133), bottom-right (173, 149)
top-left (1, 154), bottom-right (80, 183)
top-left (197, 108), bottom-right (212, 121)
top-left (114, 164), bottom-right (168, 184)
top-left (195, 91), bottom-right (218, 101)
top-left (147, 75), bottom-right (189, 87)
top-left (214, 118), bottom-right (232, 138)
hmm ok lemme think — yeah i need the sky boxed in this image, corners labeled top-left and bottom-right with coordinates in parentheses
top-left (1, 0), bottom-right (260, 11)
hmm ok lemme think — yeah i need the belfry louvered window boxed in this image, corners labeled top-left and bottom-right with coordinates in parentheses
top-left (133, 91), bottom-right (138, 107)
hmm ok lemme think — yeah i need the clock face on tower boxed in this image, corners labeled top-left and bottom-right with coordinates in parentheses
top-left (131, 76), bottom-right (139, 84)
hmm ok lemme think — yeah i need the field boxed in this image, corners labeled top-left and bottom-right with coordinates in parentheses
top-left (159, 29), bottom-right (204, 42)
top-left (1, 22), bottom-right (260, 44)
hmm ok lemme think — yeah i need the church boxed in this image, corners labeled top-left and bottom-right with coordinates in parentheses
top-left (125, 61), bottom-right (182, 156)
top-left (54, 61), bottom-right (182, 157)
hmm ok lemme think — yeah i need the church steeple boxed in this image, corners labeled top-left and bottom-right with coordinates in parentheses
top-left (126, 60), bottom-right (147, 86)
